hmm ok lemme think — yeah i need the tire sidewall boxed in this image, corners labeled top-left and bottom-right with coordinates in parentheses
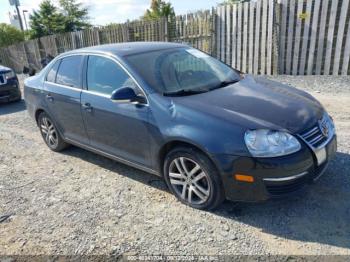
top-left (38, 112), bottom-right (65, 151)
top-left (163, 147), bottom-right (224, 210)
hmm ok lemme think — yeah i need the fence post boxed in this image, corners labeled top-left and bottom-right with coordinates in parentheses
top-left (164, 17), bottom-right (169, 42)
top-left (21, 42), bottom-right (30, 71)
top-left (211, 7), bottom-right (217, 57)
top-left (34, 39), bottom-right (42, 69)
top-left (71, 32), bottom-right (76, 49)
top-left (273, 0), bottom-right (281, 75)
top-left (122, 22), bottom-right (130, 42)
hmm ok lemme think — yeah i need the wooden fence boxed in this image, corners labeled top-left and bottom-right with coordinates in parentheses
top-left (171, 10), bottom-right (214, 54)
top-left (0, 18), bottom-right (168, 73)
top-left (1, 0), bottom-right (350, 75)
top-left (0, 15), bottom-right (211, 73)
top-left (278, 0), bottom-right (350, 75)
top-left (215, 0), bottom-right (278, 74)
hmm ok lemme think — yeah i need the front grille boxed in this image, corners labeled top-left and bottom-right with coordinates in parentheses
top-left (265, 175), bottom-right (308, 196)
top-left (299, 112), bottom-right (335, 149)
top-left (299, 125), bottom-right (328, 148)
top-left (0, 75), bottom-right (4, 85)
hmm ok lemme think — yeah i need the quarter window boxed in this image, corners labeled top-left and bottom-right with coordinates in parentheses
top-left (46, 60), bottom-right (60, 83)
top-left (87, 55), bottom-right (137, 95)
top-left (56, 55), bottom-right (83, 88)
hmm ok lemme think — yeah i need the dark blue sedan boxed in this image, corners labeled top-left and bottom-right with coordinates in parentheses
top-left (24, 42), bottom-right (337, 210)
top-left (0, 65), bottom-right (21, 103)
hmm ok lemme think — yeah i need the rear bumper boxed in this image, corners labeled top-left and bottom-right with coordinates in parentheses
top-left (0, 79), bottom-right (21, 103)
top-left (214, 135), bottom-right (337, 202)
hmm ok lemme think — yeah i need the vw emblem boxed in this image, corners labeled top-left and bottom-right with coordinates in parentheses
top-left (319, 119), bottom-right (329, 137)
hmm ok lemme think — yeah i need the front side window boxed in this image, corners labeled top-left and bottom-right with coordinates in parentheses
top-left (125, 48), bottom-right (241, 96)
top-left (46, 60), bottom-right (60, 83)
top-left (87, 55), bottom-right (137, 95)
top-left (56, 55), bottom-right (83, 88)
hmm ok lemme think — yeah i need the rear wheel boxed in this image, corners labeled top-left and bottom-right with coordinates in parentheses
top-left (163, 147), bottom-right (225, 210)
top-left (38, 112), bottom-right (68, 152)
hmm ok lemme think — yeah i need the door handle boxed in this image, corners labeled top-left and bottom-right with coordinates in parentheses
top-left (46, 94), bottom-right (54, 102)
top-left (82, 102), bottom-right (93, 113)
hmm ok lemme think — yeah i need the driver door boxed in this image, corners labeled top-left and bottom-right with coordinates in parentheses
top-left (80, 55), bottom-right (151, 167)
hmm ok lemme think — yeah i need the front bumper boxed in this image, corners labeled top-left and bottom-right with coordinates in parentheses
top-left (0, 78), bottom-right (21, 103)
top-left (215, 135), bottom-right (337, 202)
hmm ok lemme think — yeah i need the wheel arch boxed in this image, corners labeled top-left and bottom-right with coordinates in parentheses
top-left (34, 108), bottom-right (46, 125)
top-left (158, 139), bottom-right (220, 177)
top-left (34, 108), bottom-right (65, 140)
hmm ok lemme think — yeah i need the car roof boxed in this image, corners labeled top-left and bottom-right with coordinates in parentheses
top-left (66, 42), bottom-right (186, 57)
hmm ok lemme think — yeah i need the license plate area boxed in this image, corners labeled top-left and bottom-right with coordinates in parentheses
top-left (315, 147), bottom-right (327, 166)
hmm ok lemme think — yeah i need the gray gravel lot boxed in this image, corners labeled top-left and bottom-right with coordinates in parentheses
top-left (0, 75), bottom-right (349, 256)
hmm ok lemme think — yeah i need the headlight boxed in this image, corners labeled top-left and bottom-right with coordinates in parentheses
top-left (4, 70), bottom-right (16, 79)
top-left (244, 129), bottom-right (301, 157)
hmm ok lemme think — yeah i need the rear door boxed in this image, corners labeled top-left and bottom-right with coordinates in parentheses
top-left (44, 55), bottom-right (88, 144)
top-left (80, 55), bottom-right (151, 167)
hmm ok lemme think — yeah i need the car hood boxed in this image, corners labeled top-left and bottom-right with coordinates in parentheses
top-left (172, 75), bottom-right (324, 134)
top-left (0, 64), bottom-right (12, 72)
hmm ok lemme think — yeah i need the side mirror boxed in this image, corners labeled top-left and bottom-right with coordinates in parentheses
top-left (111, 87), bottom-right (147, 104)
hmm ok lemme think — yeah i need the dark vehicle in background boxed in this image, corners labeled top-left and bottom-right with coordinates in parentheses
top-left (0, 65), bottom-right (21, 103)
top-left (24, 42), bottom-right (337, 210)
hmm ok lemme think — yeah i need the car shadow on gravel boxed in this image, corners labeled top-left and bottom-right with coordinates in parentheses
top-left (62, 146), bottom-right (169, 191)
top-left (215, 152), bottom-right (350, 250)
top-left (62, 146), bottom-right (350, 249)
top-left (0, 100), bottom-right (26, 115)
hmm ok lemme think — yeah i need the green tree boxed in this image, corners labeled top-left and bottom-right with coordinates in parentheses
top-left (29, 0), bottom-right (66, 38)
top-left (143, 0), bottom-right (175, 21)
top-left (0, 23), bottom-right (24, 47)
top-left (59, 0), bottom-right (90, 31)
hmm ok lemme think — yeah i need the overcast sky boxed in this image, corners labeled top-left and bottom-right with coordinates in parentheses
top-left (0, 0), bottom-right (220, 27)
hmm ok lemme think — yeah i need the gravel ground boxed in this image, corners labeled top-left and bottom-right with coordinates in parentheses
top-left (0, 75), bottom-right (349, 256)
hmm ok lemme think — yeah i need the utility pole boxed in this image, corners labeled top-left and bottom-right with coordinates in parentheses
top-left (9, 0), bottom-right (24, 31)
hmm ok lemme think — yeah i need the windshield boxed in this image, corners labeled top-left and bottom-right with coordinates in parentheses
top-left (124, 47), bottom-right (241, 96)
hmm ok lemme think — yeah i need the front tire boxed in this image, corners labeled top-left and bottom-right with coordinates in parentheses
top-left (14, 94), bottom-right (21, 102)
top-left (163, 147), bottom-right (225, 210)
top-left (38, 112), bottom-right (68, 152)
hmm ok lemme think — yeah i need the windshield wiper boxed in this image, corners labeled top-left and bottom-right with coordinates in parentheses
top-left (210, 79), bottom-right (240, 91)
top-left (163, 79), bottom-right (240, 96)
top-left (163, 89), bottom-right (208, 97)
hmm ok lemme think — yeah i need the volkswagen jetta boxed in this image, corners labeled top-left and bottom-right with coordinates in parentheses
top-left (24, 42), bottom-right (337, 210)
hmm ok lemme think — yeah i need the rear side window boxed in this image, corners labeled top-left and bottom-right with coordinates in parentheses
top-left (87, 55), bottom-right (136, 95)
top-left (46, 60), bottom-right (60, 83)
top-left (56, 55), bottom-right (83, 88)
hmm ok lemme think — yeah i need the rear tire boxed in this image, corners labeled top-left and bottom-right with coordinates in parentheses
top-left (163, 147), bottom-right (225, 210)
top-left (38, 112), bottom-right (69, 152)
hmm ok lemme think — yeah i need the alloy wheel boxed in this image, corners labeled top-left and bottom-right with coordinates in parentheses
top-left (168, 157), bottom-right (211, 205)
top-left (40, 117), bottom-right (58, 148)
